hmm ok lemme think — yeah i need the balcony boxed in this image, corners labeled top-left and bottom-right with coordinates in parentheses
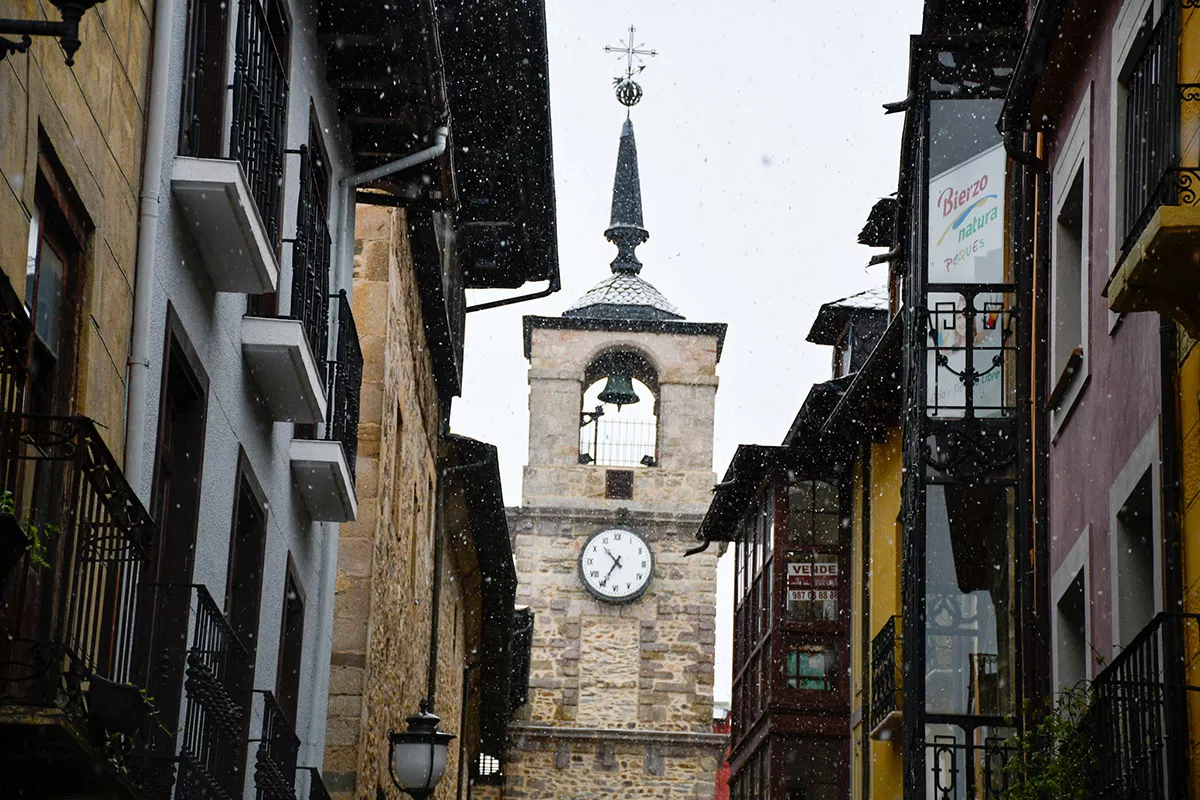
top-left (157, 583), bottom-right (252, 799)
top-left (1107, 3), bottom-right (1200, 334)
top-left (0, 414), bottom-right (157, 794)
top-left (172, 0), bottom-right (288, 295)
top-left (1089, 612), bottom-right (1200, 800)
top-left (243, 146), bottom-right (331, 425)
top-left (869, 615), bottom-right (902, 741)
top-left (253, 691), bottom-right (300, 800)
top-left (291, 292), bottom-right (361, 522)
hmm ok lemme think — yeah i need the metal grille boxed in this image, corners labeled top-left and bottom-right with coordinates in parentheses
top-left (0, 273), bottom-right (30, 419)
top-left (228, 0), bottom-right (289, 247)
top-left (0, 414), bottom-right (155, 703)
top-left (579, 417), bottom-right (657, 468)
top-left (324, 292), bottom-right (362, 483)
top-left (1089, 612), bottom-right (1199, 800)
top-left (253, 690), bottom-right (300, 800)
top-left (175, 585), bottom-right (252, 800)
top-left (1120, 2), bottom-right (1186, 259)
top-left (925, 729), bottom-right (1015, 800)
top-left (870, 615), bottom-right (901, 732)
top-left (291, 145), bottom-right (331, 382)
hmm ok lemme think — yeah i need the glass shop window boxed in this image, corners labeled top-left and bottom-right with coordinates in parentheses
top-left (924, 483), bottom-right (1016, 717)
top-left (783, 642), bottom-right (836, 691)
top-left (786, 551), bottom-right (839, 621)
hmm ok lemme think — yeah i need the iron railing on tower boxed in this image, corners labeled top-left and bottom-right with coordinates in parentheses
top-left (324, 291), bottom-right (362, 482)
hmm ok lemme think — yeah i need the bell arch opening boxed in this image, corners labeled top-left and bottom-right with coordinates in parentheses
top-left (578, 349), bottom-right (659, 468)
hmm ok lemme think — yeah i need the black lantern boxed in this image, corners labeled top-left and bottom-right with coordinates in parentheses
top-left (0, 0), bottom-right (105, 65)
top-left (387, 699), bottom-right (456, 800)
top-left (598, 369), bottom-right (639, 409)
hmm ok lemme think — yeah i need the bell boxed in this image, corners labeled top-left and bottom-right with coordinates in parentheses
top-left (598, 370), bottom-right (639, 409)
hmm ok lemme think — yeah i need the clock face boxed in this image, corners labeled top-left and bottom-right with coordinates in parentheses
top-left (579, 528), bottom-right (654, 603)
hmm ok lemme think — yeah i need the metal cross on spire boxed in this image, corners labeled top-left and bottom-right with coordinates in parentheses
top-left (605, 25), bottom-right (656, 111)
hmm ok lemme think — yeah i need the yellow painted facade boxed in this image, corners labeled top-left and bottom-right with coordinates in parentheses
top-left (1172, 6), bottom-right (1200, 788)
top-left (848, 423), bottom-right (904, 800)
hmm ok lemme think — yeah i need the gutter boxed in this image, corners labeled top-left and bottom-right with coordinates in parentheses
top-left (124, 0), bottom-right (178, 491)
top-left (998, 0), bottom-right (1068, 167)
top-left (337, 126), bottom-right (450, 289)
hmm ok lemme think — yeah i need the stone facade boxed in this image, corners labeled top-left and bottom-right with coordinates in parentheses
top-left (503, 319), bottom-right (727, 800)
top-left (0, 0), bottom-right (153, 455)
top-left (324, 206), bottom-right (477, 799)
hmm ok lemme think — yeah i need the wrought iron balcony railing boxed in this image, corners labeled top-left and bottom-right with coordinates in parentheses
top-left (0, 414), bottom-right (156, 709)
top-left (0, 272), bottom-right (30, 418)
top-left (254, 690), bottom-right (300, 800)
top-left (324, 291), bottom-right (362, 482)
top-left (171, 583), bottom-right (253, 800)
top-left (1119, 1), bottom-right (1198, 260)
top-left (1089, 612), bottom-right (1200, 800)
top-left (289, 145), bottom-right (332, 380)
top-left (869, 615), bottom-right (901, 734)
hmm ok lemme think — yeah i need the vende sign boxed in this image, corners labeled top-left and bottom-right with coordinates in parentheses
top-left (787, 561), bottom-right (838, 588)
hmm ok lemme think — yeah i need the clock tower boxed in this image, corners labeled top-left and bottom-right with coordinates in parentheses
top-left (499, 87), bottom-right (728, 798)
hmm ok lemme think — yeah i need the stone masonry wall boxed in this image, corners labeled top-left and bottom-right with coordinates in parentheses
top-left (509, 507), bottom-right (718, 734)
top-left (0, 0), bottom-right (154, 457)
top-left (324, 206), bottom-right (475, 799)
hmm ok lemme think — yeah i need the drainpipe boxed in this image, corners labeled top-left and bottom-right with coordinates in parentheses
top-left (337, 126), bottom-right (449, 287)
top-left (1158, 313), bottom-right (1187, 799)
top-left (457, 660), bottom-right (483, 800)
top-left (123, 0), bottom-right (178, 492)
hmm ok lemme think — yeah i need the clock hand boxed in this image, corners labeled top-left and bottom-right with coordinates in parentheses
top-left (599, 559), bottom-right (619, 587)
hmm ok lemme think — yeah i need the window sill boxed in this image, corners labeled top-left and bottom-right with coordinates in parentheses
top-left (1046, 348), bottom-right (1084, 411)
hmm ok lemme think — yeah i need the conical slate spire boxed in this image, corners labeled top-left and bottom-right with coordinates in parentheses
top-left (604, 119), bottom-right (650, 274)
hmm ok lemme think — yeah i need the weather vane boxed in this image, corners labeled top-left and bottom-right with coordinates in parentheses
top-left (605, 25), bottom-right (657, 111)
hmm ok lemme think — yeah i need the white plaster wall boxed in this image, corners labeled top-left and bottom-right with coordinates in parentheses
top-left (128, 0), bottom-right (353, 788)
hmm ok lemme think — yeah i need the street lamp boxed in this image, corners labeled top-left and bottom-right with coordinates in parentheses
top-left (0, 0), bottom-right (105, 65)
top-left (387, 699), bottom-right (456, 800)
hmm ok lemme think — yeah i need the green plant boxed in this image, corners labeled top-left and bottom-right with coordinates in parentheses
top-left (0, 488), bottom-right (59, 568)
top-left (1000, 683), bottom-right (1095, 800)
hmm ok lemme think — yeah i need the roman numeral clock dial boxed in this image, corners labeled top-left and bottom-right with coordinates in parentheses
top-left (579, 528), bottom-right (654, 603)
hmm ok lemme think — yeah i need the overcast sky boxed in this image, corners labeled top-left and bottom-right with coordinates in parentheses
top-left (452, 0), bottom-right (924, 705)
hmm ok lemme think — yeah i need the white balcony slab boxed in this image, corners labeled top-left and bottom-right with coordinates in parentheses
top-left (171, 156), bottom-right (279, 294)
top-left (241, 316), bottom-right (327, 424)
top-left (291, 438), bottom-right (357, 522)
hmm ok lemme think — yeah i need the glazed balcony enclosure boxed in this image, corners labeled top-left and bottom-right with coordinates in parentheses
top-left (1108, 2), bottom-right (1200, 334)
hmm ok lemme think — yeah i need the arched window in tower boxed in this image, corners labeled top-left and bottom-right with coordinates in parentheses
top-left (578, 349), bottom-right (659, 468)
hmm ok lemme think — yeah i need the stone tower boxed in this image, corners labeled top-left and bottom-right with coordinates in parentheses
top-left (502, 119), bottom-right (728, 799)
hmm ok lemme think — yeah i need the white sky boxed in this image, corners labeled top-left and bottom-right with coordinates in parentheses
top-left (452, 0), bottom-right (924, 705)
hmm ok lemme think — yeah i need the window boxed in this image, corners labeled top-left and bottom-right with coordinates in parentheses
top-left (276, 561), bottom-right (306, 724)
top-left (1051, 531), bottom-right (1090, 693)
top-left (788, 480), bottom-right (839, 546)
top-left (24, 158), bottom-right (86, 416)
top-left (179, 0), bottom-right (230, 157)
top-left (1110, 0), bottom-right (1178, 269)
top-left (784, 643), bottom-right (836, 691)
top-left (226, 453), bottom-right (267, 664)
top-left (1049, 88), bottom-right (1090, 429)
top-left (1115, 470), bottom-right (1155, 647)
top-left (786, 480), bottom-right (842, 621)
top-left (579, 351), bottom-right (658, 467)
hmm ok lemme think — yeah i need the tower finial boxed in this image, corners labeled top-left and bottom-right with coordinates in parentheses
top-left (604, 118), bottom-right (649, 274)
top-left (605, 25), bottom-right (656, 113)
